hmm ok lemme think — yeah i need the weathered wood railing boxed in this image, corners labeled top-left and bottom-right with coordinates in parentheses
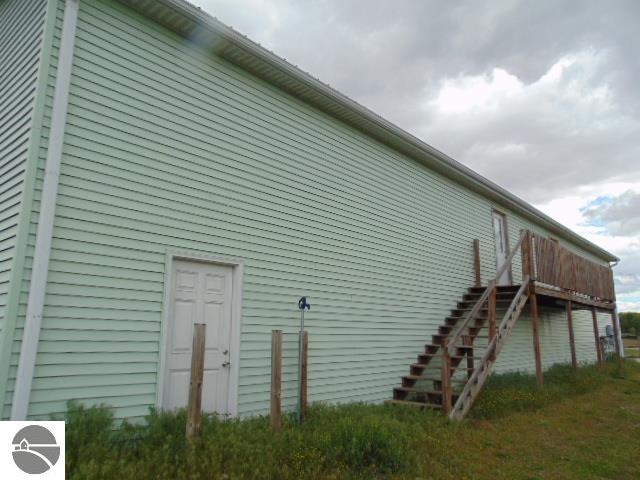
top-left (439, 229), bottom-right (618, 418)
top-left (533, 235), bottom-right (615, 301)
top-left (441, 231), bottom-right (527, 414)
top-left (448, 231), bottom-right (527, 353)
top-left (449, 277), bottom-right (530, 420)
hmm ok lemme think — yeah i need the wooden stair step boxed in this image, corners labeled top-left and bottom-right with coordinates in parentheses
top-left (401, 368), bottom-right (476, 387)
top-left (393, 387), bottom-right (461, 405)
top-left (394, 386), bottom-right (460, 397)
top-left (432, 378), bottom-right (472, 385)
top-left (463, 291), bottom-right (517, 300)
top-left (452, 307), bottom-right (489, 313)
top-left (391, 281), bottom-right (527, 418)
top-left (431, 334), bottom-right (447, 345)
top-left (385, 400), bottom-right (441, 409)
top-left (457, 298), bottom-right (514, 308)
top-left (446, 316), bottom-right (487, 327)
top-left (468, 285), bottom-right (521, 294)
top-left (496, 284), bottom-right (522, 291)
top-left (407, 365), bottom-right (476, 375)
top-left (418, 353), bottom-right (481, 361)
top-left (418, 353), bottom-right (465, 361)
top-left (447, 314), bottom-right (488, 320)
top-left (415, 345), bottom-right (482, 365)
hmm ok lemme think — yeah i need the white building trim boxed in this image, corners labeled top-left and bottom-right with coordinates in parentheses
top-left (11, 0), bottom-right (80, 421)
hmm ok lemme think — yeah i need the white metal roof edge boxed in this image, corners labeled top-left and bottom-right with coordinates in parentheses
top-left (116, 0), bottom-right (619, 263)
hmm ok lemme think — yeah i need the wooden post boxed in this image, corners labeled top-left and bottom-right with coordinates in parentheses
top-left (524, 230), bottom-right (543, 385)
top-left (270, 330), bottom-right (282, 431)
top-left (441, 339), bottom-right (452, 415)
top-left (473, 239), bottom-right (481, 287)
top-left (598, 337), bottom-right (605, 364)
top-left (521, 230), bottom-right (531, 279)
top-left (463, 336), bottom-right (474, 380)
top-left (300, 330), bottom-right (308, 421)
top-left (529, 291), bottom-right (543, 388)
top-left (611, 309), bottom-right (623, 367)
top-left (529, 232), bottom-right (537, 280)
top-left (186, 323), bottom-right (206, 438)
top-left (488, 282), bottom-right (497, 361)
top-left (591, 307), bottom-right (603, 366)
top-left (566, 301), bottom-right (577, 369)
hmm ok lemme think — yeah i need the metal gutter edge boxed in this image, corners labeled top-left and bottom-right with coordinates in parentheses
top-left (11, 0), bottom-right (80, 421)
top-left (120, 0), bottom-right (617, 263)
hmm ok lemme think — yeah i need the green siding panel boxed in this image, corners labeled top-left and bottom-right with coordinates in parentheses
top-left (22, 0), bottom-right (613, 420)
top-left (0, 0), bottom-right (48, 419)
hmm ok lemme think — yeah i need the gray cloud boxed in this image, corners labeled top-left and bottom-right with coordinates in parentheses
top-left (191, 0), bottom-right (640, 308)
top-left (583, 191), bottom-right (640, 236)
top-left (193, 0), bottom-right (640, 199)
top-left (612, 245), bottom-right (640, 305)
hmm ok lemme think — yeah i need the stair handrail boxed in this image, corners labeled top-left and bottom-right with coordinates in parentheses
top-left (447, 230), bottom-right (527, 356)
top-left (449, 275), bottom-right (531, 420)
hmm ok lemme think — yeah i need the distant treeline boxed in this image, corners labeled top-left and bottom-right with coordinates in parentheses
top-left (620, 312), bottom-right (640, 336)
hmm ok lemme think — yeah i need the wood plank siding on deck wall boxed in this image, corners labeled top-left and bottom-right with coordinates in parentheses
top-left (0, 0), bottom-right (618, 421)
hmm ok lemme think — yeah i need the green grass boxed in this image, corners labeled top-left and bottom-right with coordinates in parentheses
top-left (64, 361), bottom-right (640, 479)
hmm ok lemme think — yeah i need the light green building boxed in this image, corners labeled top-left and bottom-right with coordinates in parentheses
top-left (0, 0), bottom-right (621, 421)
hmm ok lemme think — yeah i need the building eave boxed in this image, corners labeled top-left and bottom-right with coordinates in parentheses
top-left (116, 0), bottom-right (619, 263)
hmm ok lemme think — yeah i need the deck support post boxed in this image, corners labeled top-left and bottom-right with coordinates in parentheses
top-left (441, 339), bottom-right (452, 415)
top-left (473, 239), bottom-right (481, 287)
top-left (566, 301), bottom-right (577, 369)
top-left (611, 309), bottom-right (623, 367)
top-left (591, 307), bottom-right (603, 366)
top-left (530, 290), bottom-right (543, 388)
top-left (523, 231), bottom-right (543, 387)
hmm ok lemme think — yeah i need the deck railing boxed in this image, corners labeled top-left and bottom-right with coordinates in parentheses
top-left (532, 235), bottom-right (615, 301)
top-left (472, 230), bottom-right (616, 302)
top-left (441, 231), bottom-right (617, 416)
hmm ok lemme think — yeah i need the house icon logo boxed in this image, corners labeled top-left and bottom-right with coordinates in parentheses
top-left (11, 425), bottom-right (61, 474)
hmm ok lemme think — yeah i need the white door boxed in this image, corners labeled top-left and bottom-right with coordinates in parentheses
top-left (492, 212), bottom-right (511, 285)
top-left (163, 260), bottom-right (233, 414)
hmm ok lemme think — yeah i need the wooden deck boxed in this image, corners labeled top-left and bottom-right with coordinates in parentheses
top-left (533, 283), bottom-right (615, 310)
top-left (389, 230), bottom-right (621, 420)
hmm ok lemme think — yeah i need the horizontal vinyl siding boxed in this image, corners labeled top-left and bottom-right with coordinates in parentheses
top-left (27, 0), bottom-right (609, 419)
top-left (494, 308), bottom-right (607, 374)
top-left (0, 0), bottom-right (48, 419)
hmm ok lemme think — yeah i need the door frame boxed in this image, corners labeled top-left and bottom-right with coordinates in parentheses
top-left (156, 250), bottom-right (244, 416)
top-left (491, 209), bottom-right (513, 285)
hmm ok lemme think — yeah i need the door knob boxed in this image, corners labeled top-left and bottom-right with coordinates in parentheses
top-left (222, 361), bottom-right (231, 367)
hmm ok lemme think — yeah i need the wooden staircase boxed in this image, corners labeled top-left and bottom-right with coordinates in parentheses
top-left (389, 231), bottom-right (533, 419)
top-left (389, 284), bottom-right (524, 409)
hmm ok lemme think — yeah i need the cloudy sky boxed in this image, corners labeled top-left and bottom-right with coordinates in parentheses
top-left (191, 0), bottom-right (640, 311)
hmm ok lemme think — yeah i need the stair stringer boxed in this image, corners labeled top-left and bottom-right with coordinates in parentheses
top-left (449, 279), bottom-right (531, 421)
